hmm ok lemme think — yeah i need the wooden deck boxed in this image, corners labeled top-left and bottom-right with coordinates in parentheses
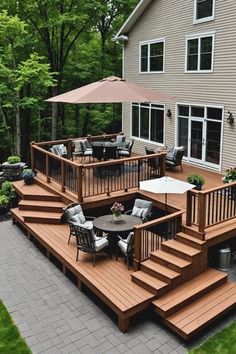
top-left (10, 161), bottom-right (236, 339)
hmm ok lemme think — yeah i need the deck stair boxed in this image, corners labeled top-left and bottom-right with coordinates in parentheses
top-left (152, 269), bottom-right (236, 339)
top-left (12, 180), bottom-right (66, 224)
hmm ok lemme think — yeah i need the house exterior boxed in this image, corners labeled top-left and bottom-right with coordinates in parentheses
top-left (115, 0), bottom-right (236, 173)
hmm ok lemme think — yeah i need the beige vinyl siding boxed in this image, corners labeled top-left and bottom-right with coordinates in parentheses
top-left (122, 0), bottom-right (236, 171)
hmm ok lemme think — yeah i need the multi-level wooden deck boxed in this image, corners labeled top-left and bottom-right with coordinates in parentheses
top-left (11, 158), bottom-right (236, 339)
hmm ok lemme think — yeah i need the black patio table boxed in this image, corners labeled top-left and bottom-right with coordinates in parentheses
top-left (93, 214), bottom-right (142, 253)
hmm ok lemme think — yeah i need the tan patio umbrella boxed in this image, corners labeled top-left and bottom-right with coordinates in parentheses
top-left (46, 76), bottom-right (174, 103)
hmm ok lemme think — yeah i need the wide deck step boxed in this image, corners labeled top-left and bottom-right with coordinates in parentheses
top-left (163, 282), bottom-right (236, 340)
top-left (161, 239), bottom-right (201, 261)
top-left (140, 259), bottom-right (180, 285)
top-left (150, 250), bottom-right (191, 273)
top-left (13, 180), bottom-right (61, 202)
top-left (131, 270), bottom-right (169, 296)
top-left (18, 200), bottom-right (66, 213)
top-left (12, 209), bottom-right (63, 224)
top-left (153, 268), bottom-right (228, 317)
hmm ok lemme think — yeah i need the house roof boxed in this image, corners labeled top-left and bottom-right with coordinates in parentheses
top-left (114, 0), bottom-right (153, 40)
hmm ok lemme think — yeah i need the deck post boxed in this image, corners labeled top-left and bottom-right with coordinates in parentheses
top-left (118, 315), bottom-right (129, 333)
top-left (77, 165), bottom-right (83, 202)
top-left (67, 138), bottom-right (73, 160)
top-left (198, 192), bottom-right (206, 237)
top-left (186, 191), bottom-right (192, 226)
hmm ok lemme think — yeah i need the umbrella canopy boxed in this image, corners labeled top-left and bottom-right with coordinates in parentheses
top-left (139, 176), bottom-right (195, 212)
top-left (46, 76), bottom-right (174, 104)
top-left (139, 176), bottom-right (195, 195)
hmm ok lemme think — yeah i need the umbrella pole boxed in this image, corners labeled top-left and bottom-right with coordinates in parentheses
top-left (165, 193), bottom-right (167, 214)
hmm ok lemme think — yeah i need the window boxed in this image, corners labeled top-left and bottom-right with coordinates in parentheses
top-left (140, 39), bottom-right (164, 73)
top-left (132, 103), bottom-right (164, 144)
top-left (194, 0), bottom-right (215, 23)
top-left (186, 33), bottom-right (214, 72)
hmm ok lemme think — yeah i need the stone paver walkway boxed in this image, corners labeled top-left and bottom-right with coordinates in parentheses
top-left (0, 220), bottom-right (235, 354)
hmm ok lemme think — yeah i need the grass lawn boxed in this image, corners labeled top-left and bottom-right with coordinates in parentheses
top-left (189, 321), bottom-right (236, 354)
top-left (0, 300), bottom-right (31, 354)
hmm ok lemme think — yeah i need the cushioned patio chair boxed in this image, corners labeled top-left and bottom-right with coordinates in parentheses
top-left (50, 144), bottom-right (68, 158)
top-left (145, 146), bottom-right (160, 178)
top-left (115, 135), bottom-right (126, 144)
top-left (80, 139), bottom-right (93, 162)
top-left (117, 139), bottom-right (134, 158)
top-left (125, 198), bottom-right (153, 222)
top-left (165, 146), bottom-right (185, 172)
top-left (116, 232), bottom-right (134, 269)
top-left (63, 203), bottom-right (95, 244)
top-left (72, 139), bottom-right (83, 160)
top-left (74, 225), bottom-right (109, 266)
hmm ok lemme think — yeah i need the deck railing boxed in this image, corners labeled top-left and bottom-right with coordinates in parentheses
top-left (31, 142), bottom-right (166, 201)
top-left (186, 182), bottom-right (236, 237)
top-left (133, 211), bottom-right (183, 269)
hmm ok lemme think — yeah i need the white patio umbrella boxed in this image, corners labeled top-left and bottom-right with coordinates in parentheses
top-left (139, 176), bottom-right (195, 212)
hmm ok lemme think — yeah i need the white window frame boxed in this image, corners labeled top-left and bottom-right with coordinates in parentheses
top-left (185, 31), bottom-right (215, 73)
top-left (193, 0), bottom-right (215, 24)
top-left (139, 38), bottom-right (165, 74)
top-left (130, 103), bottom-right (165, 146)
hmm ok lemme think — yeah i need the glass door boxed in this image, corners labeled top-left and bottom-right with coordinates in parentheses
top-left (190, 119), bottom-right (204, 162)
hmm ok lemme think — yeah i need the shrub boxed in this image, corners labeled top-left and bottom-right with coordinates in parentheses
top-left (0, 195), bottom-right (9, 208)
top-left (7, 155), bottom-right (21, 164)
top-left (222, 167), bottom-right (236, 183)
top-left (0, 181), bottom-right (15, 198)
top-left (187, 173), bottom-right (205, 185)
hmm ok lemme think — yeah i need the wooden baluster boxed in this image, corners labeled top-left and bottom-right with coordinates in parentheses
top-left (186, 190), bottom-right (193, 226)
top-left (77, 164), bottom-right (83, 202)
top-left (61, 160), bottom-right (65, 192)
top-left (159, 153), bottom-right (166, 177)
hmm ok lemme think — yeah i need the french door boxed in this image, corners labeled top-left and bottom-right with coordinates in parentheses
top-left (178, 105), bottom-right (223, 169)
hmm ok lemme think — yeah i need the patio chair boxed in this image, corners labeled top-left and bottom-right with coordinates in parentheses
top-left (72, 139), bottom-right (83, 160)
top-left (145, 146), bottom-right (160, 178)
top-left (104, 146), bottom-right (118, 160)
top-left (117, 139), bottom-right (134, 158)
top-left (50, 144), bottom-right (68, 158)
top-left (165, 146), bottom-right (185, 172)
top-left (116, 232), bottom-right (134, 269)
top-left (92, 145), bottom-right (105, 161)
top-left (125, 198), bottom-right (153, 222)
top-left (63, 203), bottom-right (95, 244)
top-left (115, 135), bottom-right (126, 144)
top-left (80, 139), bottom-right (93, 162)
top-left (74, 225), bottom-right (109, 266)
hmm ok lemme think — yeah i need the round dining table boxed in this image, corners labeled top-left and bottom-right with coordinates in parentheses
top-left (93, 214), bottom-right (142, 253)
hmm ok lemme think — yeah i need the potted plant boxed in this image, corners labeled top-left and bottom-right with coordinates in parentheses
top-left (111, 202), bottom-right (124, 223)
top-left (222, 167), bottom-right (236, 199)
top-left (2, 155), bottom-right (26, 181)
top-left (187, 173), bottom-right (205, 190)
top-left (7, 155), bottom-right (21, 164)
top-left (22, 169), bottom-right (36, 185)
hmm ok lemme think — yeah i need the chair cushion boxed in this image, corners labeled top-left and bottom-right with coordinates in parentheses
top-left (118, 239), bottom-right (128, 253)
top-left (126, 232), bottom-right (134, 243)
top-left (173, 146), bottom-right (184, 158)
top-left (73, 139), bottom-right (83, 153)
top-left (67, 205), bottom-right (86, 224)
top-left (132, 206), bottom-right (147, 218)
top-left (56, 144), bottom-right (67, 156)
top-left (94, 237), bottom-right (109, 251)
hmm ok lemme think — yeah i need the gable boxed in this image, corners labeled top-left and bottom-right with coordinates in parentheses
top-left (114, 0), bottom-right (154, 39)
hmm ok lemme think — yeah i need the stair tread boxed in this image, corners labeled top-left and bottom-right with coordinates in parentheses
top-left (165, 282), bottom-right (236, 337)
top-left (13, 180), bottom-right (58, 197)
top-left (163, 239), bottom-right (201, 256)
top-left (142, 260), bottom-right (180, 279)
top-left (132, 271), bottom-right (168, 289)
top-left (177, 232), bottom-right (206, 245)
top-left (151, 250), bottom-right (191, 268)
top-left (153, 268), bottom-right (227, 310)
top-left (19, 200), bottom-right (66, 207)
top-left (19, 210), bottom-right (62, 219)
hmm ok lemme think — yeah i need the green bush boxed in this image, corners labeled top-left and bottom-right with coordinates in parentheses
top-left (7, 155), bottom-right (21, 164)
top-left (0, 195), bottom-right (9, 208)
top-left (0, 181), bottom-right (15, 198)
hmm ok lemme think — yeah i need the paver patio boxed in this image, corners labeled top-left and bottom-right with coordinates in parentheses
top-left (0, 220), bottom-right (235, 353)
